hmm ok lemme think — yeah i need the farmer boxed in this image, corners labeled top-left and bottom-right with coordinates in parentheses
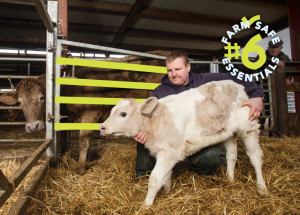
top-left (134, 50), bottom-right (265, 177)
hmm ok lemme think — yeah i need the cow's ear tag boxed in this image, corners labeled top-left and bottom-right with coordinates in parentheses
top-left (140, 97), bottom-right (158, 115)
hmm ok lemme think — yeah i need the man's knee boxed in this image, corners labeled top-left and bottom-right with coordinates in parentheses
top-left (189, 144), bottom-right (226, 175)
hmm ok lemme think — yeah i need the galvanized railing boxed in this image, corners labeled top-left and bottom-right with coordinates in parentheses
top-left (0, 1), bottom-right (57, 214)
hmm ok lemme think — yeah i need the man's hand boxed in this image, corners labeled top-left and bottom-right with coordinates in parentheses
top-left (241, 97), bottom-right (263, 121)
top-left (286, 78), bottom-right (292, 86)
top-left (277, 61), bottom-right (285, 68)
top-left (134, 131), bottom-right (147, 144)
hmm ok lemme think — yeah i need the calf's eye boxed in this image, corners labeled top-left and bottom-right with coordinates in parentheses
top-left (120, 112), bottom-right (127, 117)
top-left (40, 96), bottom-right (45, 101)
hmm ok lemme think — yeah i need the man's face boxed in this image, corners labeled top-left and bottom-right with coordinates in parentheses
top-left (268, 46), bottom-right (283, 57)
top-left (166, 57), bottom-right (190, 86)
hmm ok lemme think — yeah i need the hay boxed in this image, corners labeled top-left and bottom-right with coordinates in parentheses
top-left (0, 159), bottom-right (42, 214)
top-left (21, 136), bottom-right (300, 214)
top-left (0, 125), bottom-right (45, 214)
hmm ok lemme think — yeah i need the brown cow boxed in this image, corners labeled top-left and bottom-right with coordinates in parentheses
top-left (0, 51), bottom-right (168, 174)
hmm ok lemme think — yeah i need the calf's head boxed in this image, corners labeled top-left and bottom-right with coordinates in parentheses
top-left (100, 97), bottom-right (158, 137)
top-left (0, 78), bottom-right (46, 133)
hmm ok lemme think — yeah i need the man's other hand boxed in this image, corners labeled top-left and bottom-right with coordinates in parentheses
top-left (134, 131), bottom-right (147, 144)
top-left (277, 61), bottom-right (285, 68)
top-left (241, 97), bottom-right (263, 121)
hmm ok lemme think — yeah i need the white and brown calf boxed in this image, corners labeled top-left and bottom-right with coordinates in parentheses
top-left (100, 80), bottom-right (269, 208)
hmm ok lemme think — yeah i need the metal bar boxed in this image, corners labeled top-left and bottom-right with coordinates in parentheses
top-left (0, 139), bottom-right (45, 142)
top-left (28, 63), bottom-right (30, 76)
top-left (0, 122), bottom-right (26, 125)
top-left (54, 41), bottom-right (62, 162)
top-left (0, 106), bottom-right (22, 110)
top-left (59, 40), bottom-right (167, 60)
top-left (0, 90), bottom-right (16, 94)
top-left (190, 61), bottom-right (244, 64)
top-left (8, 139), bottom-right (52, 189)
top-left (46, 1), bottom-right (58, 160)
top-left (0, 75), bottom-right (38, 79)
top-left (0, 58), bottom-right (46, 62)
top-left (7, 155), bottom-right (53, 215)
top-left (111, 0), bottom-right (148, 48)
top-left (32, 0), bottom-right (54, 32)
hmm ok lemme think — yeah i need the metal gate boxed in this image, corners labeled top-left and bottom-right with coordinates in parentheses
top-left (0, 1), bottom-right (57, 214)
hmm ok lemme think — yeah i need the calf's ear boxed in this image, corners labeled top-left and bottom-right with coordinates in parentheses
top-left (0, 93), bottom-right (18, 105)
top-left (140, 97), bottom-right (158, 115)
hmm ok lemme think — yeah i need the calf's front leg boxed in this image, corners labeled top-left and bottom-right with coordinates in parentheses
top-left (143, 152), bottom-right (177, 209)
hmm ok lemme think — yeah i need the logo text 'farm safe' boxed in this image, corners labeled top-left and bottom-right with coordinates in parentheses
top-left (221, 15), bottom-right (282, 82)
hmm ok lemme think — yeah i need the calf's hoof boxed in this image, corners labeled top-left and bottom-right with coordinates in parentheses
top-left (257, 184), bottom-right (269, 197)
top-left (141, 203), bottom-right (151, 210)
top-left (75, 167), bottom-right (86, 175)
top-left (163, 183), bottom-right (172, 193)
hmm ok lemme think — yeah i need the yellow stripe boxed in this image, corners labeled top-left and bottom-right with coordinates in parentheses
top-left (55, 97), bottom-right (146, 105)
top-left (56, 57), bottom-right (167, 74)
top-left (56, 77), bottom-right (160, 90)
top-left (55, 123), bottom-right (101, 130)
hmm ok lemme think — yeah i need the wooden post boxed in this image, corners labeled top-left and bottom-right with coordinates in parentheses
top-left (270, 68), bottom-right (279, 136)
top-left (287, 0), bottom-right (300, 112)
top-left (277, 68), bottom-right (289, 136)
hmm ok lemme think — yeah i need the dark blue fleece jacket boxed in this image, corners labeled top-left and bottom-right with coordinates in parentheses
top-left (150, 72), bottom-right (265, 99)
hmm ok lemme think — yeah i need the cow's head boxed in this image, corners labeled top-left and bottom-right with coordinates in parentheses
top-left (100, 97), bottom-right (158, 137)
top-left (0, 77), bottom-right (46, 133)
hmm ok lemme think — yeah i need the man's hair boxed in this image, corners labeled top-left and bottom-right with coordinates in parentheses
top-left (166, 50), bottom-right (190, 66)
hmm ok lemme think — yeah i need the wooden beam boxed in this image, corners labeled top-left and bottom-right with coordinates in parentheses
top-left (277, 67), bottom-right (289, 136)
top-left (287, 0), bottom-right (300, 112)
top-left (69, 0), bottom-right (132, 13)
top-left (128, 28), bottom-right (242, 44)
top-left (111, 0), bottom-right (148, 47)
top-left (0, 0), bottom-right (43, 5)
top-left (116, 43), bottom-right (218, 56)
top-left (216, 0), bottom-right (286, 7)
top-left (287, 82), bottom-right (300, 93)
top-left (68, 0), bottom-right (237, 27)
top-left (8, 139), bottom-right (52, 189)
top-left (7, 155), bottom-right (53, 215)
top-left (0, 18), bottom-right (231, 44)
top-left (0, 170), bottom-right (11, 191)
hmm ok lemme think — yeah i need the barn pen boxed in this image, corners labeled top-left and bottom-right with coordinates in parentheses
top-left (1, 0), bottom-right (300, 214)
top-left (2, 42), bottom-right (300, 214)
top-left (0, 1), bottom-right (57, 214)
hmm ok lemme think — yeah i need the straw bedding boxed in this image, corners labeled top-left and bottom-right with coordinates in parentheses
top-left (18, 135), bottom-right (300, 214)
top-left (1, 134), bottom-right (299, 214)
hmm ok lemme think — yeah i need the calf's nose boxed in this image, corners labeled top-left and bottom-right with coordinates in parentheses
top-left (100, 125), bottom-right (105, 130)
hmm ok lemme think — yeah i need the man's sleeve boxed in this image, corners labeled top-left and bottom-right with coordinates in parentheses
top-left (202, 73), bottom-right (265, 99)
